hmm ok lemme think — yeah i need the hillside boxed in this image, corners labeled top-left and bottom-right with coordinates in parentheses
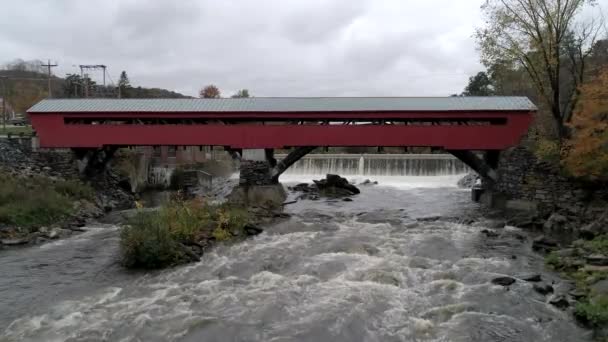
top-left (0, 68), bottom-right (190, 115)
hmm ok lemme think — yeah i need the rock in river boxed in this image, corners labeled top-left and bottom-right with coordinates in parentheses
top-left (549, 295), bottom-right (570, 309)
top-left (314, 174), bottom-right (360, 197)
top-left (519, 274), bottom-right (542, 282)
top-left (244, 224), bottom-right (264, 236)
top-left (533, 283), bottom-right (554, 295)
top-left (0, 238), bottom-right (29, 246)
top-left (492, 276), bottom-right (516, 286)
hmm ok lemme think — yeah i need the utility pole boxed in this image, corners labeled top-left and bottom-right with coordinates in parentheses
top-left (41, 59), bottom-right (58, 98)
top-left (1, 76), bottom-right (7, 132)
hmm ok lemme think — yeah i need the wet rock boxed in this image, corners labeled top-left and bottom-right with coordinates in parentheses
top-left (543, 213), bottom-right (568, 232)
top-left (291, 183), bottom-right (312, 192)
top-left (481, 229), bottom-right (499, 238)
top-left (359, 179), bottom-right (378, 186)
top-left (532, 236), bottom-right (559, 253)
top-left (457, 172), bottom-right (480, 189)
top-left (47, 228), bottom-right (60, 239)
top-left (0, 238), bottom-right (29, 246)
top-left (569, 289), bottom-right (587, 300)
top-left (533, 283), bottom-right (554, 295)
top-left (591, 279), bottom-right (608, 295)
top-left (586, 255), bottom-right (608, 266)
top-left (244, 224), bottom-right (264, 236)
top-left (549, 295), bottom-right (570, 309)
top-left (314, 174), bottom-right (360, 196)
top-left (579, 210), bottom-right (608, 239)
top-left (507, 214), bottom-right (537, 229)
top-left (491, 276), bottom-right (516, 286)
top-left (520, 274), bottom-right (542, 282)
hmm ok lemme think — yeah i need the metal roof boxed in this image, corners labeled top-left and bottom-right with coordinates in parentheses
top-left (28, 97), bottom-right (537, 113)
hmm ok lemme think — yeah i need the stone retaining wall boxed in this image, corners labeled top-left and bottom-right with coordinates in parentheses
top-left (494, 147), bottom-right (606, 217)
top-left (239, 160), bottom-right (274, 186)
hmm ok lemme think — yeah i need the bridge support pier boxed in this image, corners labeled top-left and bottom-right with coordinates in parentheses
top-left (73, 146), bottom-right (118, 177)
top-left (231, 147), bottom-right (316, 207)
top-left (448, 150), bottom-right (498, 183)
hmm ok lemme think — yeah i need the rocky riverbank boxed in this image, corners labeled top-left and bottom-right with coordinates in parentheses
top-left (0, 139), bottom-right (134, 249)
top-left (484, 146), bottom-right (608, 340)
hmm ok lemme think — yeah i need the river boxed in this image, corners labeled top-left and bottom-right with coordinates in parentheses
top-left (0, 173), bottom-right (592, 341)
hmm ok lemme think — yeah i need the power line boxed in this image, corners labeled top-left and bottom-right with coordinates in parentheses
top-left (41, 59), bottom-right (58, 98)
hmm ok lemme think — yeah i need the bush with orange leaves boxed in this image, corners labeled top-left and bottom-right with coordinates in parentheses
top-left (562, 67), bottom-right (608, 182)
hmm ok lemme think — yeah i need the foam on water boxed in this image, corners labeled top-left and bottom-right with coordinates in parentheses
top-left (0, 175), bottom-right (594, 342)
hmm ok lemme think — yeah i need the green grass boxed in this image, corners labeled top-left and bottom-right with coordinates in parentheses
top-left (0, 126), bottom-right (33, 136)
top-left (120, 199), bottom-right (250, 269)
top-left (0, 171), bottom-right (94, 229)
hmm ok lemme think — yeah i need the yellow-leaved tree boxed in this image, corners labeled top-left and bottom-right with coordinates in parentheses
top-left (563, 66), bottom-right (608, 181)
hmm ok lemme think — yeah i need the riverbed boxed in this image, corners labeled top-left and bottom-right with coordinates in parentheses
top-left (0, 175), bottom-right (592, 341)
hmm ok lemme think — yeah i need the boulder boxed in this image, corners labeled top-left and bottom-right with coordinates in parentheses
top-left (532, 236), bottom-right (559, 253)
top-left (359, 179), bottom-right (378, 186)
top-left (579, 210), bottom-right (608, 239)
top-left (569, 289), bottom-right (587, 300)
top-left (457, 172), bottom-right (480, 189)
top-left (520, 274), bottom-right (542, 282)
top-left (491, 276), bottom-right (516, 286)
top-left (549, 295), bottom-right (570, 309)
top-left (591, 279), bottom-right (608, 295)
top-left (244, 224), bottom-right (264, 236)
top-left (586, 255), bottom-right (608, 266)
top-left (533, 283), bottom-right (554, 295)
top-left (543, 213), bottom-right (568, 232)
top-left (313, 174), bottom-right (360, 197)
top-left (1, 238), bottom-right (29, 246)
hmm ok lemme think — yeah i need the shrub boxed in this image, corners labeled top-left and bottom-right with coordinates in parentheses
top-left (120, 199), bottom-right (250, 269)
top-left (534, 138), bottom-right (561, 164)
top-left (575, 295), bottom-right (608, 327)
top-left (120, 212), bottom-right (183, 269)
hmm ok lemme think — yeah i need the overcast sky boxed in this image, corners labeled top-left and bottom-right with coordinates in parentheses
top-left (1, 0), bottom-right (606, 97)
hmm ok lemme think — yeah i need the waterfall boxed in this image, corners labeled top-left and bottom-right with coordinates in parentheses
top-left (278, 154), bottom-right (470, 176)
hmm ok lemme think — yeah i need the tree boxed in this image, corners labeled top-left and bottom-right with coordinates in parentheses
top-left (118, 71), bottom-right (132, 98)
top-left (231, 89), bottom-right (251, 98)
top-left (476, 0), bottom-right (603, 139)
top-left (462, 71), bottom-right (495, 96)
top-left (199, 85), bottom-right (221, 98)
top-left (62, 74), bottom-right (95, 98)
top-left (563, 65), bottom-right (608, 181)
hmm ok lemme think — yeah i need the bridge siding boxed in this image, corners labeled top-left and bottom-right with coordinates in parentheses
top-left (30, 112), bottom-right (532, 150)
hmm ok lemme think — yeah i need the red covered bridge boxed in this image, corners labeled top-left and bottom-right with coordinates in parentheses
top-left (27, 97), bottom-right (535, 181)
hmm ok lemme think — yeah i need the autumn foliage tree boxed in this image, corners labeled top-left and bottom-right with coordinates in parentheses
top-left (563, 66), bottom-right (608, 181)
top-left (476, 0), bottom-right (602, 139)
top-left (199, 85), bottom-right (221, 98)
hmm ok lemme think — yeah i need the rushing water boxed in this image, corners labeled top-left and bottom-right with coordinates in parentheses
top-left (0, 174), bottom-right (592, 342)
top-left (279, 154), bottom-right (470, 176)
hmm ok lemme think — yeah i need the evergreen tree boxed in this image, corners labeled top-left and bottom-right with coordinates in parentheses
top-left (118, 71), bottom-right (132, 98)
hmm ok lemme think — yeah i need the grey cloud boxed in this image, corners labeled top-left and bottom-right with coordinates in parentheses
top-left (0, 0), bottom-right (530, 97)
